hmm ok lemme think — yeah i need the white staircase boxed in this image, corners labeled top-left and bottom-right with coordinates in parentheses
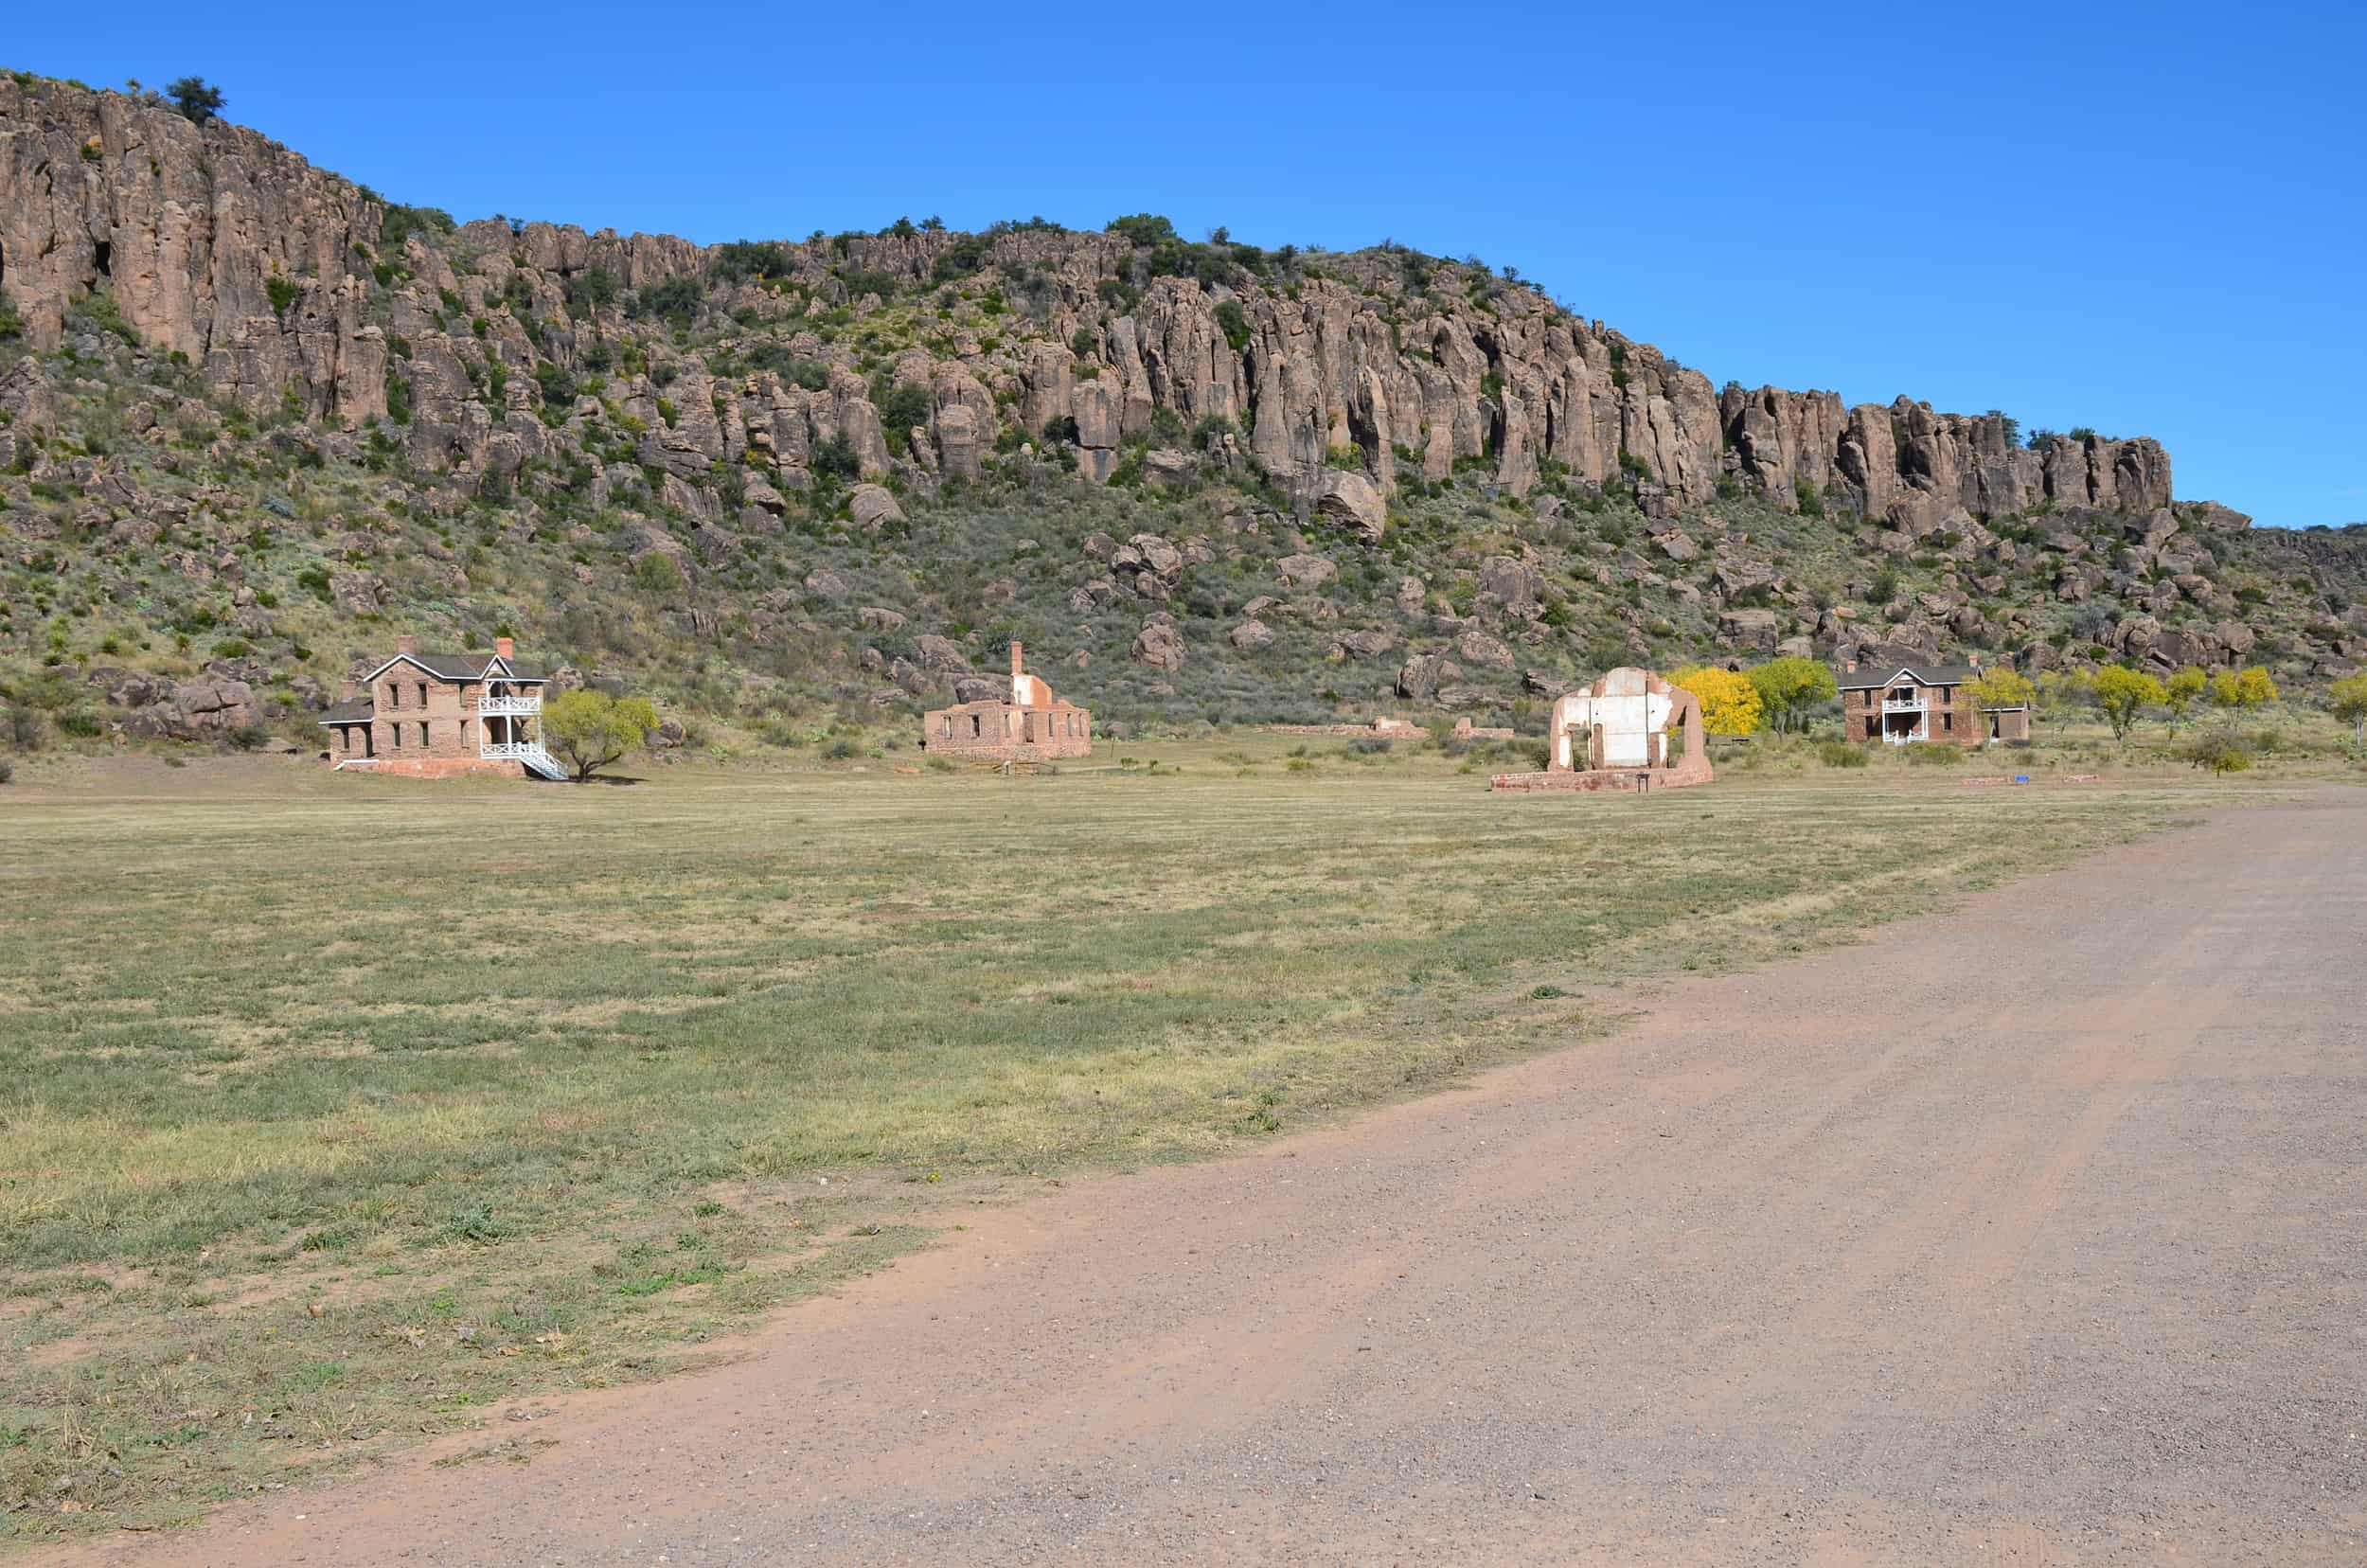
top-left (482, 738), bottom-right (570, 779)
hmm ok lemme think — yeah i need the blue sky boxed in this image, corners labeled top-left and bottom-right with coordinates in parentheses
top-left (13, 1), bottom-right (2362, 526)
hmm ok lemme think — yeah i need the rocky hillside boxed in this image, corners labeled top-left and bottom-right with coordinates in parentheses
top-left (2, 71), bottom-right (2362, 746)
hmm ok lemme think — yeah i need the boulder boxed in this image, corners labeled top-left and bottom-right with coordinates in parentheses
top-left (1456, 629), bottom-right (1516, 668)
top-left (1131, 616), bottom-right (1188, 670)
top-left (1718, 608), bottom-right (1781, 651)
top-left (329, 570), bottom-right (386, 615)
top-left (1314, 471), bottom-right (1387, 543)
top-left (952, 674), bottom-right (1003, 703)
top-left (1276, 553), bottom-right (1337, 589)
top-left (914, 634), bottom-right (971, 671)
top-left (1230, 619), bottom-right (1274, 650)
top-left (1396, 651), bottom-right (1459, 701)
top-left (848, 484), bottom-right (904, 530)
top-left (1142, 449), bottom-right (1200, 489)
top-left (856, 606), bottom-right (907, 633)
top-left (1478, 555), bottom-right (1543, 614)
top-left (1328, 630), bottom-right (1397, 662)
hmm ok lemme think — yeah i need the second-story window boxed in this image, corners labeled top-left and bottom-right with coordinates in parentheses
top-left (418, 681), bottom-right (430, 708)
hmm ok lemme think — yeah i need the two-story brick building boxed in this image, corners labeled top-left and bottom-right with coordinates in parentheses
top-left (1839, 659), bottom-right (2029, 746)
top-left (319, 634), bottom-right (567, 778)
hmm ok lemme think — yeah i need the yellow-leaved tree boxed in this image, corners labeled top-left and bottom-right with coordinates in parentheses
top-left (2210, 666), bottom-right (2279, 710)
top-left (2162, 667), bottom-right (2208, 736)
top-left (2091, 666), bottom-right (2166, 744)
top-left (1969, 667), bottom-right (2037, 713)
top-left (2332, 670), bottom-right (2367, 747)
top-left (1668, 665), bottom-right (1764, 737)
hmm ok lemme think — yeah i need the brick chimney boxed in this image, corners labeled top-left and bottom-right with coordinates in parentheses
top-left (1009, 640), bottom-right (1024, 678)
top-left (495, 635), bottom-right (515, 660)
top-left (1843, 657), bottom-right (1858, 673)
top-left (1967, 650), bottom-right (1981, 668)
top-left (397, 633), bottom-right (418, 656)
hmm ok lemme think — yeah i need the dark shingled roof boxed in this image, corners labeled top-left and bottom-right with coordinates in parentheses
top-left (1836, 661), bottom-right (1979, 691)
top-left (318, 697), bottom-right (374, 724)
top-left (371, 650), bottom-right (550, 683)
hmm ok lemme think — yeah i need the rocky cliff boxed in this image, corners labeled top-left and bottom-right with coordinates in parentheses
top-left (1, 74), bottom-right (2170, 537)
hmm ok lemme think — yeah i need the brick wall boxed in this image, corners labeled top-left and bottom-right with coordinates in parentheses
top-left (368, 668), bottom-right (500, 760)
top-left (1846, 683), bottom-right (1984, 746)
top-left (921, 701), bottom-right (1093, 761)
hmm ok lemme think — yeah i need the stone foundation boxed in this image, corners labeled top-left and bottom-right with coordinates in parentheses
top-left (1490, 762), bottom-right (1713, 793)
top-left (334, 757), bottom-right (535, 780)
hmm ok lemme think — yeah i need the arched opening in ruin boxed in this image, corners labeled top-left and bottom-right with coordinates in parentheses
top-left (94, 240), bottom-right (113, 278)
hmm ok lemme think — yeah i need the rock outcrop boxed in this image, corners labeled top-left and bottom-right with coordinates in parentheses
top-left (0, 78), bottom-right (2175, 531)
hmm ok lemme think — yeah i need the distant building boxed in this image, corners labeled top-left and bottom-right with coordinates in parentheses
top-left (319, 635), bottom-right (567, 778)
top-left (1838, 659), bottom-right (2029, 745)
top-left (921, 642), bottom-right (1091, 762)
top-left (1491, 667), bottom-right (1712, 793)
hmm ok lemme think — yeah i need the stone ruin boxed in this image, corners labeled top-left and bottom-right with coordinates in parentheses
top-left (920, 642), bottom-right (1092, 763)
top-left (1490, 667), bottom-right (1712, 793)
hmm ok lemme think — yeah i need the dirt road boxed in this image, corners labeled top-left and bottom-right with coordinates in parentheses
top-left (52, 792), bottom-right (2367, 1565)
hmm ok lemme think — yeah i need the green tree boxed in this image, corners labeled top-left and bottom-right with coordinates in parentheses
top-left (1748, 656), bottom-right (1837, 735)
top-left (1105, 213), bottom-right (1178, 246)
top-left (2162, 667), bottom-right (2207, 735)
top-left (2330, 671), bottom-right (2367, 747)
top-left (543, 689), bottom-right (660, 781)
top-left (166, 77), bottom-right (225, 124)
top-left (2091, 665), bottom-right (2166, 743)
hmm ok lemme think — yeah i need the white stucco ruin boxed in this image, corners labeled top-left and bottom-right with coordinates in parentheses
top-left (1550, 668), bottom-right (1673, 771)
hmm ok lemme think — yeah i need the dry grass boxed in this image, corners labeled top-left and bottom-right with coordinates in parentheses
top-left (0, 739), bottom-right (2280, 1538)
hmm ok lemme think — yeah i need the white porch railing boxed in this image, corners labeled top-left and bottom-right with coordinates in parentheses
top-left (482, 738), bottom-right (570, 779)
top-left (477, 692), bottom-right (543, 716)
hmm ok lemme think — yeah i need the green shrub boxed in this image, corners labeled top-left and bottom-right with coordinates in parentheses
top-left (266, 276), bottom-right (299, 315)
top-left (1902, 742), bottom-right (1961, 765)
top-left (811, 435), bottom-right (862, 481)
top-left (2183, 730), bottom-right (2252, 774)
top-left (1215, 299), bottom-right (1252, 353)
top-left (1817, 739), bottom-right (1869, 768)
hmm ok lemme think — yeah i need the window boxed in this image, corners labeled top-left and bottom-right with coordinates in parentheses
top-left (418, 681), bottom-right (430, 708)
top-left (1942, 712), bottom-right (1953, 733)
top-left (940, 716), bottom-right (953, 739)
top-left (970, 714), bottom-right (982, 739)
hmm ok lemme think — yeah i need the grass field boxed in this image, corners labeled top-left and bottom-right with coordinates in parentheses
top-left (0, 737), bottom-right (2292, 1537)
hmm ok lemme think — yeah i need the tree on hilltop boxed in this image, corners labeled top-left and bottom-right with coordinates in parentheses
top-left (167, 77), bottom-right (224, 125)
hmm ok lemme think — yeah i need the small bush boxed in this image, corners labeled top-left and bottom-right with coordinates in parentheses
top-left (438, 1203), bottom-right (507, 1245)
top-left (2183, 730), bottom-right (2252, 774)
top-left (1902, 742), bottom-right (1962, 766)
top-left (1817, 739), bottom-right (1869, 768)
top-left (0, 760), bottom-right (12, 784)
